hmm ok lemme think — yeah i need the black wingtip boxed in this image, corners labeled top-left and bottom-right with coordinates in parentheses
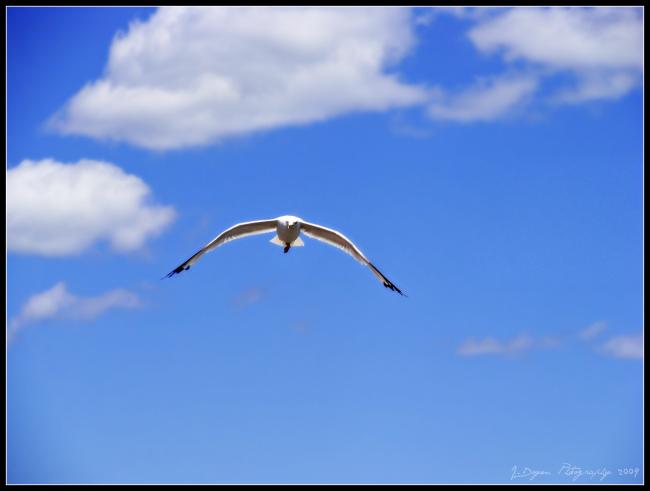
top-left (162, 264), bottom-right (190, 279)
top-left (383, 281), bottom-right (406, 296)
top-left (369, 262), bottom-right (405, 296)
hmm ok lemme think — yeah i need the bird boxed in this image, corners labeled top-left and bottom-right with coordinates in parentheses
top-left (164, 215), bottom-right (404, 295)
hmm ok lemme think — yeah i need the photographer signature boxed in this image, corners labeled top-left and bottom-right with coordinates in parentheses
top-left (558, 463), bottom-right (612, 482)
top-left (511, 466), bottom-right (551, 481)
top-left (511, 463), bottom-right (636, 482)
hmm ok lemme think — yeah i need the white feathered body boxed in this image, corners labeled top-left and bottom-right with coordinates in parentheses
top-left (274, 215), bottom-right (303, 245)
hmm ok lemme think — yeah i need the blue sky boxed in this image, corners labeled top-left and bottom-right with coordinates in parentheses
top-left (7, 7), bottom-right (643, 484)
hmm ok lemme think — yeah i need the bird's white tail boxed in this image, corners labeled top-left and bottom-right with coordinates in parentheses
top-left (269, 236), bottom-right (304, 247)
top-left (270, 235), bottom-right (284, 246)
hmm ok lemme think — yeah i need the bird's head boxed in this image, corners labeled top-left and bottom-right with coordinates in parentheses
top-left (285, 217), bottom-right (300, 229)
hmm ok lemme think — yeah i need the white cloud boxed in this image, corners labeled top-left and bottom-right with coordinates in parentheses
top-left (8, 282), bottom-right (141, 339)
top-left (423, 7), bottom-right (642, 124)
top-left (468, 7), bottom-right (643, 103)
top-left (457, 324), bottom-right (643, 361)
top-left (420, 6), bottom-right (493, 22)
top-left (469, 7), bottom-right (643, 72)
top-left (50, 7), bottom-right (426, 150)
top-left (428, 74), bottom-right (538, 122)
top-left (7, 158), bottom-right (176, 256)
top-left (457, 333), bottom-right (533, 357)
top-left (599, 333), bottom-right (643, 360)
top-left (578, 320), bottom-right (607, 341)
top-left (551, 70), bottom-right (640, 105)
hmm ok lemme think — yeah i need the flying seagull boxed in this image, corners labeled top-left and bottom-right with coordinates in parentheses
top-left (165, 215), bottom-right (404, 295)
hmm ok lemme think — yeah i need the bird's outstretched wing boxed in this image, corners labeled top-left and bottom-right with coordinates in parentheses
top-left (164, 219), bottom-right (277, 278)
top-left (299, 220), bottom-right (404, 295)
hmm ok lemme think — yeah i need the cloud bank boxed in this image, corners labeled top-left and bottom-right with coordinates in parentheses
top-left (8, 158), bottom-right (176, 256)
top-left (47, 7), bottom-right (643, 145)
top-left (50, 7), bottom-right (426, 150)
top-left (8, 282), bottom-right (141, 339)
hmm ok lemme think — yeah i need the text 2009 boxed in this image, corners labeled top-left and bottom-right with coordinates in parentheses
top-left (617, 468), bottom-right (640, 478)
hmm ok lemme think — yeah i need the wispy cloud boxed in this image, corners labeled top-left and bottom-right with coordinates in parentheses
top-left (551, 70), bottom-right (641, 105)
top-left (457, 333), bottom-right (533, 357)
top-left (428, 73), bottom-right (538, 122)
top-left (7, 158), bottom-right (175, 256)
top-left (599, 333), bottom-right (643, 360)
top-left (457, 321), bottom-right (642, 361)
top-left (8, 282), bottom-right (141, 341)
top-left (578, 320), bottom-right (607, 341)
top-left (50, 7), bottom-right (426, 150)
top-left (232, 286), bottom-right (267, 310)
